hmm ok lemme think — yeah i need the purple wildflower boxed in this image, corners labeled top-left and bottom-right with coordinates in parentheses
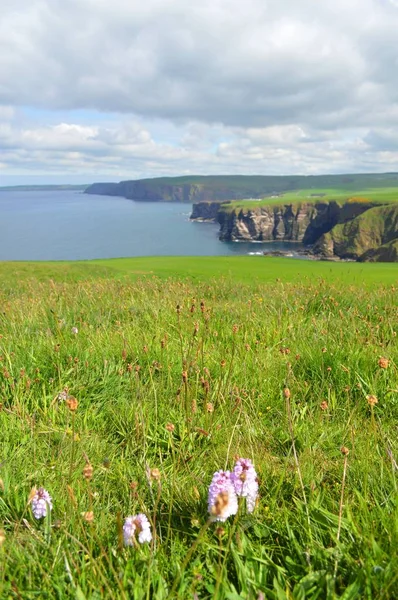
top-left (208, 470), bottom-right (238, 522)
top-left (231, 458), bottom-right (258, 513)
top-left (123, 514), bottom-right (152, 546)
top-left (31, 488), bottom-right (53, 519)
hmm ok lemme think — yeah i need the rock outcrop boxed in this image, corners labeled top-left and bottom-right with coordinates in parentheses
top-left (215, 200), bottom-right (397, 261)
top-left (190, 201), bottom-right (229, 221)
top-left (217, 201), bottom-right (377, 243)
top-left (313, 204), bottom-right (398, 260)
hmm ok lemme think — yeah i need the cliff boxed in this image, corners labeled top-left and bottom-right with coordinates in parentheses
top-left (217, 201), bottom-right (377, 244)
top-left (313, 204), bottom-right (398, 260)
top-left (190, 201), bottom-right (230, 221)
top-left (84, 173), bottom-right (398, 203)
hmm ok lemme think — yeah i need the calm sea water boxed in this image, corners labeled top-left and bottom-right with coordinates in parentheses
top-left (0, 190), bottom-right (303, 260)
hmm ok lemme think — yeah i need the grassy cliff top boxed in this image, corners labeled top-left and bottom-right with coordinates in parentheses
top-left (220, 186), bottom-right (398, 213)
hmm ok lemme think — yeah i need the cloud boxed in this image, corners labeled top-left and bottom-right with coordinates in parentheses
top-left (1, 0), bottom-right (398, 180)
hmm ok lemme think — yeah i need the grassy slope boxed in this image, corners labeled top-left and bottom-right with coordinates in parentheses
top-left (1, 259), bottom-right (397, 599)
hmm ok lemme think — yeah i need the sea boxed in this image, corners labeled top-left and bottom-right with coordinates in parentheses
top-left (0, 190), bottom-right (304, 260)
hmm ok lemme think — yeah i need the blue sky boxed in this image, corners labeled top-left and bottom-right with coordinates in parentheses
top-left (1, 0), bottom-right (398, 185)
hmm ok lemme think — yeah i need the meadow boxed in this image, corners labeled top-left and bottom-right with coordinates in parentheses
top-left (0, 257), bottom-right (397, 599)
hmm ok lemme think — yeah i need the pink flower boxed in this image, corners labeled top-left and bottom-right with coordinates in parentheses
top-left (123, 514), bottom-right (152, 546)
top-left (208, 470), bottom-right (238, 522)
top-left (31, 488), bottom-right (53, 519)
top-left (231, 458), bottom-right (258, 513)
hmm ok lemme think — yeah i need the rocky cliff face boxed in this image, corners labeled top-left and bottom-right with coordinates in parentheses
top-left (190, 201), bottom-right (230, 221)
top-left (217, 201), bottom-right (376, 244)
top-left (313, 204), bottom-right (398, 260)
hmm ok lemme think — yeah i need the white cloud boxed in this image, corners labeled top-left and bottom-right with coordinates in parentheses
top-left (1, 0), bottom-right (398, 180)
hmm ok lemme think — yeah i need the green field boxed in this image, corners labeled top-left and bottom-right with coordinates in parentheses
top-left (1, 257), bottom-right (397, 598)
top-left (223, 187), bottom-right (398, 213)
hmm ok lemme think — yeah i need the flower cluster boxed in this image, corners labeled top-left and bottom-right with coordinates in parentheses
top-left (123, 513), bottom-right (152, 546)
top-left (31, 488), bottom-right (53, 519)
top-left (208, 458), bottom-right (258, 521)
top-left (208, 470), bottom-right (238, 522)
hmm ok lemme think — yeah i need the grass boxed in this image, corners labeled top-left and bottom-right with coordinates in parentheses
top-left (223, 187), bottom-right (398, 213)
top-left (0, 258), bottom-right (397, 599)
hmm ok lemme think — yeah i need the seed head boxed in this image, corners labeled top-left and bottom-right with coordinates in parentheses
top-left (166, 422), bottom-right (175, 432)
top-left (0, 529), bottom-right (5, 547)
top-left (283, 387), bottom-right (291, 399)
top-left (367, 394), bottom-right (378, 407)
top-left (66, 396), bottom-right (78, 412)
top-left (83, 463), bottom-right (94, 480)
top-left (340, 446), bottom-right (350, 456)
top-left (150, 468), bottom-right (161, 481)
top-left (206, 402), bottom-right (214, 413)
top-left (82, 511), bottom-right (94, 523)
top-left (378, 357), bottom-right (389, 369)
top-left (320, 400), bottom-right (328, 411)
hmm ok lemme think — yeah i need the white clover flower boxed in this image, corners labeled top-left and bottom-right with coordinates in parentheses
top-left (208, 470), bottom-right (238, 522)
top-left (231, 458), bottom-right (259, 513)
top-left (31, 488), bottom-right (53, 519)
top-left (123, 514), bottom-right (152, 546)
top-left (71, 327), bottom-right (78, 335)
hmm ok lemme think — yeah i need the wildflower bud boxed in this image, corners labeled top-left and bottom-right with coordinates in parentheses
top-left (150, 468), bottom-right (161, 481)
top-left (190, 304), bottom-right (195, 313)
top-left (83, 463), bottom-right (94, 480)
top-left (378, 357), bottom-right (389, 369)
top-left (283, 387), bottom-right (291, 399)
top-left (216, 527), bottom-right (226, 537)
top-left (340, 446), bottom-right (350, 456)
top-left (66, 396), bottom-right (78, 412)
top-left (206, 402), bottom-right (214, 413)
top-left (367, 394), bottom-right (378, 407)
top-left (220, 360), bottom-right (226, 368)
top-left (327, 367), bottom-right (332, 372)
top-left (176, 304), bottom-right (181, 314)
top-left (165, 422), bottom-right (175, 432)
top-left (82, 511), bottom-right (94, 523)
top-left (200, 301), bottom-right (205, 313)
top-left (320, 400), bottom-right (328, 411)
top-left (321, 347), bottom-right (327, 353)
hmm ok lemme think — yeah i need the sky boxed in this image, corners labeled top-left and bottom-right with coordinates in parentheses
top-left (1, 0), bottom-right (398, 185)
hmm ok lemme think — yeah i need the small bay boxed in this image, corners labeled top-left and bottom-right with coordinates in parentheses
top-left (0, 190), bottom-right (304, 260)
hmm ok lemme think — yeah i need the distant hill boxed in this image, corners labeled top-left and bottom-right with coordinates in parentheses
top-left (85, 173), bottom-right (398, 202)
top-left (0, 184), bottom-right (89, 192)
